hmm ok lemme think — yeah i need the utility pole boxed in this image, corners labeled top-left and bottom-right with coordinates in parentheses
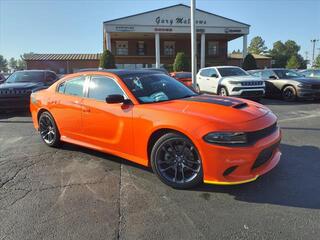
top-left (311, 39), bottom-right (319, 67)
top-left (191, 0), bottom-right (197, 88)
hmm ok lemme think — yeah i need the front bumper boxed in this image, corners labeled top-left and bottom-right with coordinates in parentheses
top-left (0, 96), bottom-right (30, 110)
top-left (229, 87), bottom-right (265, 99)
top-left (199, 123), bottom-right (281, 185)
top-left (297, 88), bottom-right (320, 99)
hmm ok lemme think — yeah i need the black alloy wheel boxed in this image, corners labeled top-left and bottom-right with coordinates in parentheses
top-left (282, 86), bottom-right (297, 102)
top-left (39, 111), bottom-right (61, 147)
top-left (151, 132), bottom-right (203, 189)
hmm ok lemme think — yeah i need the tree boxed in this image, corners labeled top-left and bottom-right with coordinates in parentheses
top-left (99, 49), bottom-right (116, 69)
top-left (286, 55), bottom-right (300, 69)
top-left (0, 55), bottom-right (8, 72)
top-left (242, 53), bottom-right (257, 70)
top-left (9, 57), bottom-right (18, 70)
top-left (173, 52), bottom-right (190, 72)
top-left (248, 36), bottom-right (268, 55)
top-left (313, 54), bottom-right (320, 68)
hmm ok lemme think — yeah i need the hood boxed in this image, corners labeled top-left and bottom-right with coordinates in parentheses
top-left (0, 82), bottom-right (45, 89)
top-left (222, 75), bottom-right (261, 82)
top-left (151, 95), bottom-right (269, 124)
top-left (288, 77), bottom-right (320, 84)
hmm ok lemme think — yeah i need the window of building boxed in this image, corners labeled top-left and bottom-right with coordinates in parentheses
top-left (116, 41), bottom-right (128, 55)
top-left (137, 41), bottom-right (145, 56)
top-left (88, 76), bottom-right (124, 101)
top-left (63, 76), bottom-right (85, 97)
top-left (208, 41), bottom-right (219, 56)
top-left (164, 41), bottom-right (175, 57)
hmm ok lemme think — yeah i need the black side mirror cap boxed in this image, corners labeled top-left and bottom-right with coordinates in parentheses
top-left (269, 76), bottom-right (277, 79)
top-left (211, 74), bottom-right (218, 78)
top-left (106, 94), bottom-right (125, 104)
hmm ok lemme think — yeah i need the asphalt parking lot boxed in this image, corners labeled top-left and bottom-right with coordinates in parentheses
top-left (0, 99), bottom-right (320, 240)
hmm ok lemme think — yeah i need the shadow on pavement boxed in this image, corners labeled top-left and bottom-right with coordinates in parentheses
top-left (261, 98), bottom-right (320, 106)
top-left (193, 143), bottom-right (320, 209)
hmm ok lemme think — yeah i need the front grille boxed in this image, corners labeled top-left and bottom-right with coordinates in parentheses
top-left (311, 85), bottom-right (320, 89)
top-left (252, 141), bottom-right (280, 169)
top-left (0, 89), bottom-right (31, 95)
top-left (241, 81), bottom-right (264, 86)
top-left (247, 122), bottom-right (278, 144)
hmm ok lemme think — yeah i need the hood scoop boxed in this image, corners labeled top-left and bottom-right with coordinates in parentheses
top-left (233, 102), bottom-right (248, 109)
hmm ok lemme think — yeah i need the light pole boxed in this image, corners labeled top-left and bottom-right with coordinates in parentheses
top-left (191, 0), bottom-right (197, 89)
top-left (311, 39), bottom-right (319, 67)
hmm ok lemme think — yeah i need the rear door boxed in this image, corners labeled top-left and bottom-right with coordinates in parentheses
top-left (206, 68), bottom-right (219, 93)
top-left (81, 75), bottom-right (134, 155)
top-left (51, 75), bottom-right (86, 139)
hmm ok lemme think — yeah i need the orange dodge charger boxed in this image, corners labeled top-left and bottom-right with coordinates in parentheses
top-left (30, 69), bottom-right (281, 189)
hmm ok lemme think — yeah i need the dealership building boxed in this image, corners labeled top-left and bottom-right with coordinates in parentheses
top-left (25, 4), bottom-right (271, 73)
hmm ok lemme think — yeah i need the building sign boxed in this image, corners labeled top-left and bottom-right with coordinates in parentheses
top-left (154, 28), bottom-right (173, 32)
top-left (224, 28), bottom-right (242, 33)
top-left (115, 26), bottom-right (135, 32)
top-left (155, 16), bottom-right (207, 25)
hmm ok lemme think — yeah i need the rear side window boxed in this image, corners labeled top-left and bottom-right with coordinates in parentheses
top-left (87, 76), bottom-right (124, 101)
top-left (61, 76), bottom-right (85, 97)
top-left (200, 69), bottom-right (209, 77)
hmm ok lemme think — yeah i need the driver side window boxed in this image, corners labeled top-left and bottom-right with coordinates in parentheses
top-left (87, 76), bottom-right (125, 102)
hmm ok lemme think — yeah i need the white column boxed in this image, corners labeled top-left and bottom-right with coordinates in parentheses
top-left (191, 0), bottom-right (197, 87)
top-left (155, 33), bottom-right (160, 68)
top-left (243, 34), bottom-right (248, 61)
top-left (106, 32), bottom-right (112, 52)
top-left (200, 33), bottom-right (206, 68)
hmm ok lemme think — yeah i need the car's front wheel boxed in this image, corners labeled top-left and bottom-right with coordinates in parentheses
top-left (218, 86), bottom-right (229, 96)
top-left (282, 86), bottom-right (297, 101)
top-left (39, 111), bottom-right (61, 147)
top-left (151, 132), bottom-right (203, 189)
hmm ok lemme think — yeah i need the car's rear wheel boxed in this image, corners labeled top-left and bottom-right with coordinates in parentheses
top-left (218, 86), bottom-right (228, 96)
top-left (39, 111), bottom-right (61, 147)
top-left (282, 86), bottom-right (297, 101)
top-left (151, 132), bottom-right (203, 189)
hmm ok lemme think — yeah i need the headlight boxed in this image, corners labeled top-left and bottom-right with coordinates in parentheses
top-left (298, 83), bottom-right (312, 89)
top-left (203, 132), bottom-right (247, 144)
top-left (228, 81), bottom-right (241, 85)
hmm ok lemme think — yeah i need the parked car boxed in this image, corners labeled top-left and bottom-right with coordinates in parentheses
top-left (248, 68), bottom-right (320, 101)
top-left (299, 69), bottom-right (320, 79)
top-left (0, 73), bottom-right (6, 84)
top-left (30, 69), bottom-right (281, 189)
top-left (170, 72), bottom-right (192, 87)
top-left (0, 70), bottom-right (59, 111)
top-left (196, 66), bottom-right (265, 100)
top-left (144, 67), bottom-right (170, 75)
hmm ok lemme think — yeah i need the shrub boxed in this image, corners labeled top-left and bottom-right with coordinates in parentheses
top-left (173, 52), bottom-right (190, 72)
top-left (242, 53), bottom-right (257, 70)
top-left (99, 49), bottom-right (116, 69)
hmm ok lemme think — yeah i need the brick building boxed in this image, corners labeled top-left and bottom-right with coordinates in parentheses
top-left (25, 4), bottom-right (271, 73)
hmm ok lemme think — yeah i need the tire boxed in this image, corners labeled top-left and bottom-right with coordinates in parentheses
top-left (218, 86), bottom-right (229, 96)
top-left (38, 111), bottom-right (61, 147)
top-left (194, 84), bottom-right (201, 93)
top-left (282, 86), bottom-right (297, 102)
top-left (150, 132), bottom-right (203, 189)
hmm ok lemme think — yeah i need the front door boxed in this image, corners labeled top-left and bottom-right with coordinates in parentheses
top-left (81, 75), bottom-right (134, 155)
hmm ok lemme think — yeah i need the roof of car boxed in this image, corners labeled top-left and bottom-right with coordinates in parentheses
top-left (14, 70), bottom-right (56, 73)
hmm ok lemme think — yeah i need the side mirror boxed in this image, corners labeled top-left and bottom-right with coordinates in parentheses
top-left (106, 94), bottom-right (125, 104)
top-left (269, 75), bottom-right (277, 80)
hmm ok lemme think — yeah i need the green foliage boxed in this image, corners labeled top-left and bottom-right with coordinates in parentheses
top-left (9, 57), bottom-right (18, 70)
top-left (286, 55), bottom-right (300, 69)
top-left (173, 52), bottom-right (190, 72)
top-left (242, 53), bottom-right (257, 70)
top-left (163, 64), bottom-right (174, 73)
top-left (0, 55), bottom-right (8, 72)
top-left (314, 54), bottom-right (320, 68)
top-left (269, 40), bottom-right (306, 69)
top-left (99, 49), bottom-right (116, 69)
top-left (248, 36), bottom-right (268, 55)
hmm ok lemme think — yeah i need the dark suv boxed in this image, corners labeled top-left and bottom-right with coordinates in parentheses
top-left (0, 70), bottom-right (58, 111)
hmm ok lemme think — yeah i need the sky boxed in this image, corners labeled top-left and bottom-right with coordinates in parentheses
top-left (0, 0), bottom-right (319, 61)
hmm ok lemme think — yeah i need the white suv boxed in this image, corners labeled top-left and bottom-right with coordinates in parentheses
top-left (196, 66), bottom-right (265, 99)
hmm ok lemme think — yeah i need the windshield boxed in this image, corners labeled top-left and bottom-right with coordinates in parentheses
top-left (121, 73), bottom-right (197, 103)
top-left (217, 67), bottom-right (248, 77)
top-left (6, 71), bottom-right (44, 83)
top-left (274, 69), bottom-right (303, 79)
